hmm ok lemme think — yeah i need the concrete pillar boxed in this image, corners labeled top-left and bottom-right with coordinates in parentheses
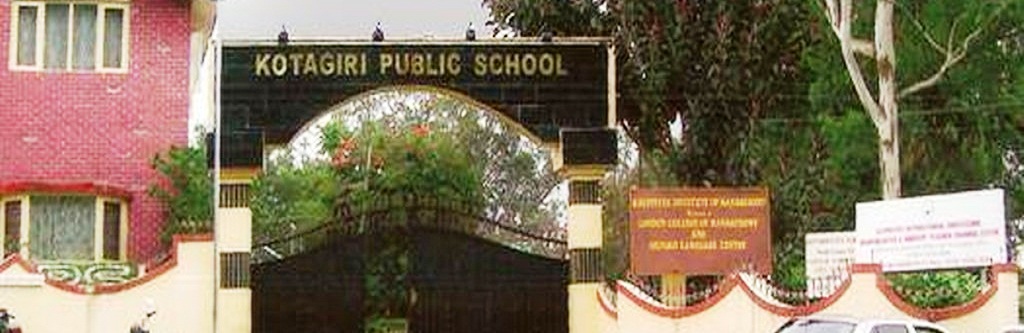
top-left (215, 169), bottom-right (256, 333)
top-left (566, 167), bottom-right (606, 333)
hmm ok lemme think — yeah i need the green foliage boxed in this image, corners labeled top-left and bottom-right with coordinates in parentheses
top-left (250, 159), bottom-right (339, 243)
top-left (488, 0), bottom-right (815, 186)
top-left (802, 0), bottom-right (1024, 246)
top-left (601, 156), bottom-right (634, 281)
top-left (322, 121), bottom-right (484, 208)
top-left (363, 230), bottom-right (411, 325)
top-left (886, 270), bottom-right (984, 309)
top-left (3, 235), bottom-right (18, 255)
top-left (254, 115), bottom-right (488, 324)
top-left (149, 145), bottom-right (212, 243)
top-left (365, 317), bottom-right (408, 333)
top-left (489, 3), bottom-right (1024, 308)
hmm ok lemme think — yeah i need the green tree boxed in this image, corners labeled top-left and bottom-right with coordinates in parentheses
top-left (815, 0), bottom-right (1021, 199)
top-left (749, 0), bottom-right (1024, 292)
top-left (486, 0), bottom-right (814, 186)
top-left (487, 0), bottom-right (818, 283)
top-left (252, 91), bottom-right (564, 251)
top-left (488, 1), bottom-right (1024, 301)
top-left (804, 0), bottom-right (1024, 232)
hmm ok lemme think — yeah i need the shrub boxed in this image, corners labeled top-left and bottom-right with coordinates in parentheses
top-left (886, 270), bottom-right (984, 309)
top-left (149, 146), bottom-right (213, 243)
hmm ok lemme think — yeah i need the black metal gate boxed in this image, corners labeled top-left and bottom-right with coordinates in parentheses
top-left (252, 198), bottom-right (568, 333)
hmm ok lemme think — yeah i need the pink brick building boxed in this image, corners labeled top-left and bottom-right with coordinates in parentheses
top-left (0, 0), bottom-right (213, 263)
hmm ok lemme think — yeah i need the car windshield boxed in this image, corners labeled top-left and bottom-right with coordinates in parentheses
top-left (775, 319), bottom-right (857, 333)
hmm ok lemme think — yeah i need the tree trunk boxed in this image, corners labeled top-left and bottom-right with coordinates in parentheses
top-left (877, 119), bottom-right (901, 199)
top-left (875, 0), bottom-right (902, 199)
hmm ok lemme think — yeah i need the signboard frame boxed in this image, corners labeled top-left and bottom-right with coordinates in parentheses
top-left (629, 187), bottom-right (772, 275)
top-left (854, 189), bottom-right (1007, 272)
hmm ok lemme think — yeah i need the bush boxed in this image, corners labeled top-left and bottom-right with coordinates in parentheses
top-left (149, 146), bottom-right (213, 243)
top-left (886, 270), bottom-right (984, 309)
top-left (250, 160), bottom-right (339, 244)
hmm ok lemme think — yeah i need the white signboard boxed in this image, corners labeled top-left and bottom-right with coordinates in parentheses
top-left (855, 189), bottom-right (1007, 272)
top-left (805, 231), bottom-right (855, 297)
top-left (806, 231), bottom-right (856, 276)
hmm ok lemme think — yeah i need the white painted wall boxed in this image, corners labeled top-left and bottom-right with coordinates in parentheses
top-left (600, 265), bottom-right (1019, 333)
top-left (0, 239), bottom-right (215, 333)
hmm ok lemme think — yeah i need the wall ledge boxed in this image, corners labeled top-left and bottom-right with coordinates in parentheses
top-left (736, 273), bottom-right (851, 317)
top-left (615, 270), bottom-right (847, 318)
top-left (616, 275), bottom-right (742, 318)
top-left (0, 181), bottom-right (133, 199)
top-left (613, 265), bottom-right (1013, 321)
top-left (0, 233), bottom-right (212, 295)
top-left (871, 263), bottom-right (1011, 321)
top-left (598, 286), bottom-right (618, 319)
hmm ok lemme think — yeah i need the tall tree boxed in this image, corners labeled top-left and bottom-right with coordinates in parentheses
top-left (485, 0), bottom-right (818, 283)
top-left (818, 0), bottom-right (1016, 199)
top-left (487, 0), bottom-right (1024, 286)
top-left (485, 0), bottom-right (814, 187)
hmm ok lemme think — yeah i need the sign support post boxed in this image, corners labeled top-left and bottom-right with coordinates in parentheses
top-left (660, 273), bottom-right (686, 307)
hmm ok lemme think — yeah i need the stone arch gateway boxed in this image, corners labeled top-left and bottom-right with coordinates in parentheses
top-left (214, 39), bottom-right (617, 333)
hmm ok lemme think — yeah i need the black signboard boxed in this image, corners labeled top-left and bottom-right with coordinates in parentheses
top-left (220, 41), bottom-right (612, 163)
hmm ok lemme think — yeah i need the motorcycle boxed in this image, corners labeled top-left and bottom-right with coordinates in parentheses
top-left (0, 308), bottom-right (22, 333)
top-left (129, 302), bottom-right (156, 333)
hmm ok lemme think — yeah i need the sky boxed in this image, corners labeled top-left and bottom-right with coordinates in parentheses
top-left (216, 0), bottom-right (494, 40)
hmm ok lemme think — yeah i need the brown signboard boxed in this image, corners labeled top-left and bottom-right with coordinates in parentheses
top-left (220, 41), bottom-right (610, 147)
top-left (630, 188), bottom-right (771, 275)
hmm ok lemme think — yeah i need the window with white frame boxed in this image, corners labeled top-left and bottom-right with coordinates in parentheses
top-left (0, 195), bottom-right (126, 261)
top-left (9, 1), bottom-right (129, 72)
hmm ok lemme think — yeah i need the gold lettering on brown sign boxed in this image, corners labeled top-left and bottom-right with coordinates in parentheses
top-left (254, 51), bottom-right (569, 78)
top-left (629, 188), bottom-right (772, 275)
top-left (255, 53), bottom-right (368, 77)
top-left (378, 52), bottom-right (462, 76)
top-left (473, 52), bottom-right (568, 77)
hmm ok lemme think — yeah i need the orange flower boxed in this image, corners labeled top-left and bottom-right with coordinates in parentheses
top-left (412, 123), bottom-right (430, 137)
top-left (331, 138), bottom-right (356, 168)
top-left (340, 138), bottom-right (356, 151)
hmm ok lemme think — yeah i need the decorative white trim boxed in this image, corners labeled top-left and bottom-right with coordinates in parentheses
top-left (0, 273), bottom-right (45, 287)
top-left (36, 261), bottom-right (137, 285)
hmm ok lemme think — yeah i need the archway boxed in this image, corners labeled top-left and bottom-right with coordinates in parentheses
top-left (214, 39), bottom-right (616, 333)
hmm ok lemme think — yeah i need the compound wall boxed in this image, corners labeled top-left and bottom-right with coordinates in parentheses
top-left (600, 264), bottom-right (1019, 333)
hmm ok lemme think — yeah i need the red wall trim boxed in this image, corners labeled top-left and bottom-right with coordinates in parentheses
top-left (616, 273), bottom-right (853, 319)
top-left (0, 182), bottom-right (133, 200)
top-left (874, 264), bottom-right (1006, 321)
top-left (598, 288), bottom-right (618, 319)
top-left (613, 264), bottom-right (1015, 321)
top-left (0, 233), bottom-right (212, 295)
top-left (0, 254), bottom-right (37, 274)
top-left (616, 276), bottom-right (741, 318)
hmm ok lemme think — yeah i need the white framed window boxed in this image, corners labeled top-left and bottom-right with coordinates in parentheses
top-left (0, 195), bottom-right (127, 261)
top-left (8, 1), bottom-right (129, 73)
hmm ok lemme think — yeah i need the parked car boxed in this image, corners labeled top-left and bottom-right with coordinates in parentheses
top-left (1001, 325), bottom-right (1024, 333)
top-left (774, 315), bottom-right (950, 333)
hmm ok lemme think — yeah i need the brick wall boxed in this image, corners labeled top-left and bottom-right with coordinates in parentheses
top-left (0, 0), bottom-right (192, 262)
